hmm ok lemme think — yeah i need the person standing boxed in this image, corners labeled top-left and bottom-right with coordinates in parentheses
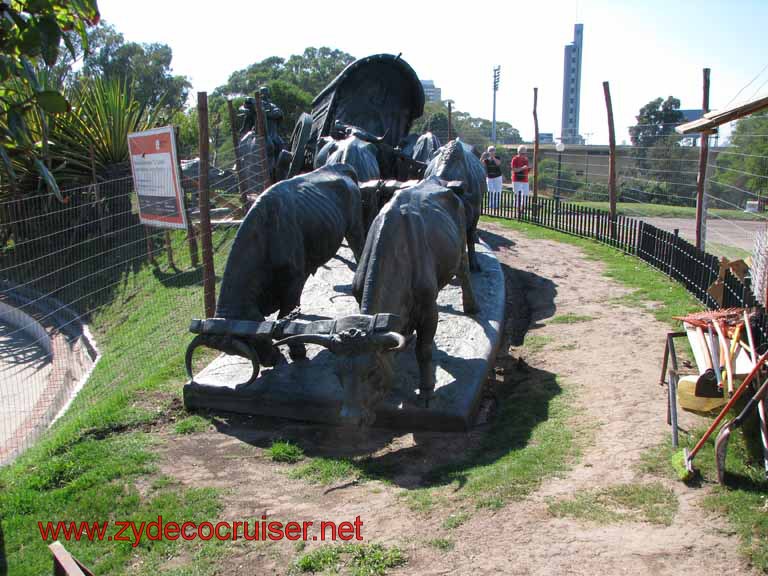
top-left (511, 145), bottom-right (531, 198)
top-left (480, 145), bottom-right (502, 209)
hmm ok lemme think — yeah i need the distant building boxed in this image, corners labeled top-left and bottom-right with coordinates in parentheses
top-left (421, 80), bottom-right (442, 103)
top-left (539, 133), bottom-right (554, 144)
top-left (678, 109), bottom-right (704, 145)
top-left (561, 23), bottom-right (584, 145)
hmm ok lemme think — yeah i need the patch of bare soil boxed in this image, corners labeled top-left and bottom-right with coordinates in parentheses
top-left (154, 223), bottom-right (755, 575)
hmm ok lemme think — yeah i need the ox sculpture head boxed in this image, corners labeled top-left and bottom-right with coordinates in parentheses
top-left (276, 328), bottom-right (406, 427)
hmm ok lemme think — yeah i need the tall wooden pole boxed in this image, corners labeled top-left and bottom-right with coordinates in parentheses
top-left (197, 92), bottom-right (216, 318)
top-left (603, 81), bottom-right (617, 239)
top-left (253, 93), bottom-right (272, 192)
top-left (227, 99), bottom-right (249, 210)
top-left (447, 101), bottom-right (453, 141)
top-left (532, 87), bottom-right (540, 204)
top-left (695, 68), bottom-right (711, 251)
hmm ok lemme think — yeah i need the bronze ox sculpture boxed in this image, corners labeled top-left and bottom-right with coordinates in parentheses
top-left (185, 164), bottom-right (369, 380)
top-left (276, 176), bottom-right (479, 427)
top-left (424, 139), bottom-right (486, 271)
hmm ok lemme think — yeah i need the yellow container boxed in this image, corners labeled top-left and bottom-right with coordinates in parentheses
top-left (677, 375), bottom-right (727, 415)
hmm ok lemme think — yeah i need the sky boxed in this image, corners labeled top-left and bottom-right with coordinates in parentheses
top-left (97, 0), bottom-right (768, 146)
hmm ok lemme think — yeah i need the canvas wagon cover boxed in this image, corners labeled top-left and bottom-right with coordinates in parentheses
top-left (310, 54), bottom-right (425, 149)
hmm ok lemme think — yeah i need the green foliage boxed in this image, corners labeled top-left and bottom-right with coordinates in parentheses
top-left (427, 538), bottom-right (454, 551)
top-left (0, 0), bottom-right (100, 191)
top-left (410, 100), bottom-right (521, 151)
top-left (292, 543), bottom-right (406, 576)
top-left (711, 111), bottom-right (768, 209)
top-left (214, 47), bottom-right (355, 101)
top-left (174, 415), bottom-right (210, 435)
top-left (629, 96), bottom-right (684, 148)
top-left (264, 79), bottom-right (313, 137)
top-left (54, 76), bottom-right (163, 177)
top-left (623, 95), bottom-right (700, 207)
top-left (548, 483), bottom-right (679, 526)
top-left (289, 457), bottom-right (357, 485)
top-left (442, 511), bottom-right (470, 529)
top-left (267, 440), bottom-right (305, 463)
top-left (537, 158), bottom-right (582, 195)
top-left (80, 22), bottom-right (190, 113)
top-left (571, 200), bottom-right (764, 221)
top-left (401, 489), bottom-right (442, 514)
top-left (549, 313), bottom-right (596, 324)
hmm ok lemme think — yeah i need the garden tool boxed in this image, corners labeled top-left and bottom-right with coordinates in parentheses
top-left (694, 326), bottom-right (723, 398)
top-left (712, 320), bottom-right (734, 396)
top-left (715, 375), bottom-right (768, 484)
top-left (683, 348), bottom-right (768, 476)
top-left (743, 310), bottom-right (768, 477)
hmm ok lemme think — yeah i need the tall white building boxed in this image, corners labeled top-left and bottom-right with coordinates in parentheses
top-left (561, 24), bottom-right (584, 145)
top-left (421, 80), bottom-right (442, 103)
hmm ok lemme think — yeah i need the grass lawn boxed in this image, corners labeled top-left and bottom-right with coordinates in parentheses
top-left (570, 200), bottom-right (766, 221)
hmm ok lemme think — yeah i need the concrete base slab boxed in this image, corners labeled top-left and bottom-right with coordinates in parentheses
top-left (184, 241), bottom-right (505, 431)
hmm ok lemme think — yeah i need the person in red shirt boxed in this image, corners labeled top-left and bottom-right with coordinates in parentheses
top-left (511, 145), bottom-right (532, 198)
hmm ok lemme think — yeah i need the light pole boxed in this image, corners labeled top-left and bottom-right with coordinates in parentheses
top-left (445, 99), bottom-right (454, 141)
top-left (491, 66), bottom-right (500, 144)
top-left (555, 141), bottom-right (565, 201)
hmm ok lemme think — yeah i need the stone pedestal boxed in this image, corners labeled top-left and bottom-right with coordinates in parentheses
top-left (183, 241), bottom-right (505, 431)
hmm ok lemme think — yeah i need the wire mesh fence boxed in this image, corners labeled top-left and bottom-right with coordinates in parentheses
top-left (2, 91), bottom-right (767, 465)
top-left (0, 140), bottom-right (277, 464)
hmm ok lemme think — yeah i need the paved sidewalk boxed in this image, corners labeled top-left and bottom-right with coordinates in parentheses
top-left (0, 321), bottom-right (51, 455)
top-left (642, 217), bottom-right (765, 254)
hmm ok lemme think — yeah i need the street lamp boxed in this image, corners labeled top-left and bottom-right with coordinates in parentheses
top-left (491, 66), bottom-right (500, 144)
top-left (555, 141), bottom-right (565, 201)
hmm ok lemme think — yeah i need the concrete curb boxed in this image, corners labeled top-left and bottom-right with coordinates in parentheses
top-left (0, 283), bottom-right (99, 465)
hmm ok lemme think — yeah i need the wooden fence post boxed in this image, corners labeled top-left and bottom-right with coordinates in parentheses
top-left (253, 92), bottom-right (272, 193)
top-left (603, 81), bottom-right (617, 240)
top-left (197, 91), bottom-right (216, 319)
top-left (533, 87), bottom-right (540, 209)
top-left (227, 99), bottom-right (249, 210)
top-left (695, 68), bottom-right (711, 250)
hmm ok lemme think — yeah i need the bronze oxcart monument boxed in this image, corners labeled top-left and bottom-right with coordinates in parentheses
top-left (183, 54), bottom-right (506, 430)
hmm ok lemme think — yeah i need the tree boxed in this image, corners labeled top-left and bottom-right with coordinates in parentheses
top-left (0, 0), bottom-right (101, 195)
top-left (282, 47), bottom-right (355, 95)
top-left (710, 111), bottom-right (768, 209)
top-left (629, 96), bottom-right (684, 148)
top-left (623, 96), bottom-right (696, 206)
top-left (214, 47), bottom-right (355, 100)
top-left (265, 80), bottom-right (313, 136)
top-left (81, 22), bottom-right (191, 113)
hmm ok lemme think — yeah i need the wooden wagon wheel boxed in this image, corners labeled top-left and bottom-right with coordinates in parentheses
top-left (287, 113), bottom-right (313, 178)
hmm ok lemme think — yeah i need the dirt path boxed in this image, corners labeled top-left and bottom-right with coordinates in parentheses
top-left (155, 223), bottom-right (754, 575)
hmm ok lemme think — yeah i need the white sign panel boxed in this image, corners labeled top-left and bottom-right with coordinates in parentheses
top-left (128, 126), bottom-right (188, 229)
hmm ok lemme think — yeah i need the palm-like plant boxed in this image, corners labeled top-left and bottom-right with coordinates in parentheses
top-left (52, 76), bottom-right (165, 183)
